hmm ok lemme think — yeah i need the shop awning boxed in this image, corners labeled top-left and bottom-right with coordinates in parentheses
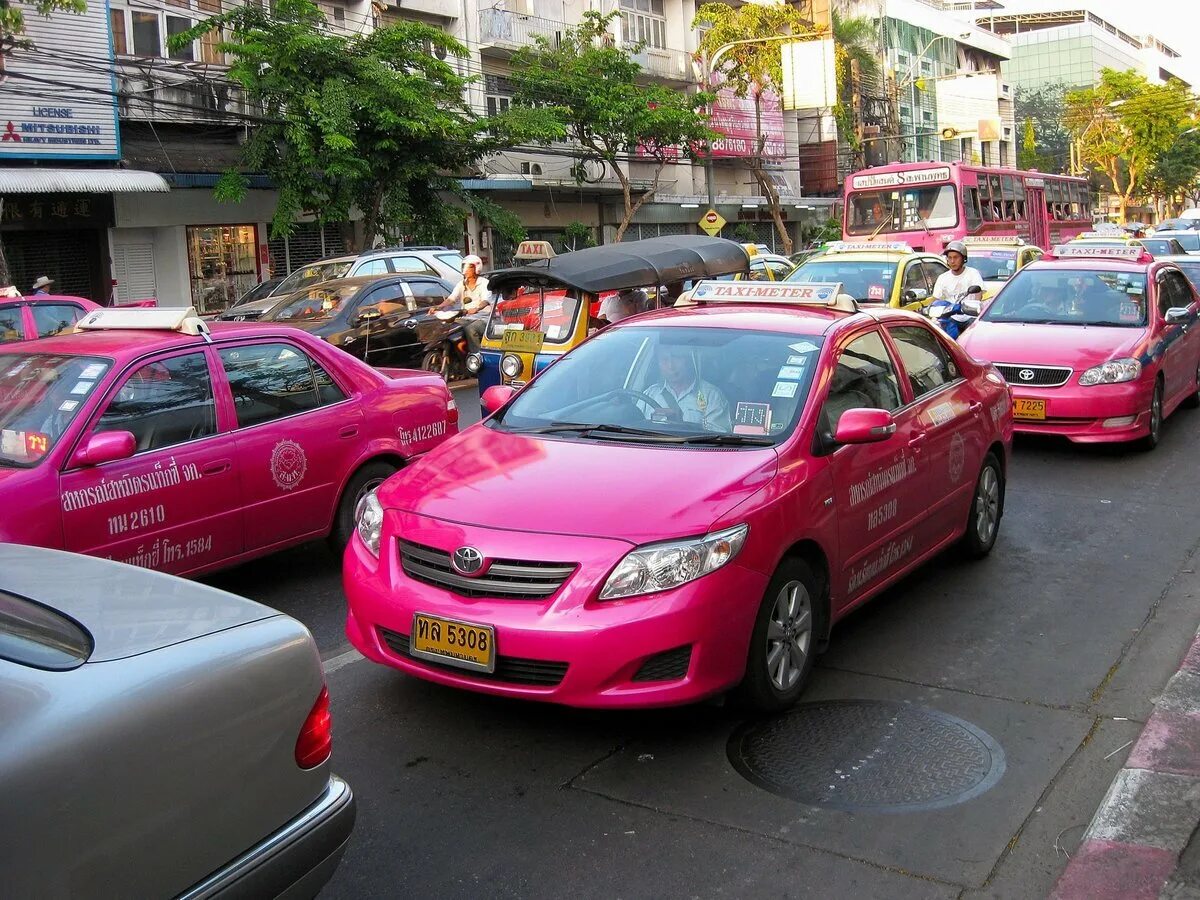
top-left (0, 168), bottom-right (170, 194)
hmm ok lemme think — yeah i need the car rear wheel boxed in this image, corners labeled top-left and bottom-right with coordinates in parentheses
top-left (329, 461), bottom-right (399, 551)
top-left (1184, 362), bottom-right (1200, 409)
top-left (961, 453), bottom-right (1004, 559)
top-left (736, 558), bottom-right (826, 713)
top-left (1140, 381), bottom-right (1164, 451)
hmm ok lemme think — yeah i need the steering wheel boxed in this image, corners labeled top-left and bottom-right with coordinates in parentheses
top-left (1023, 303), bottom-right (1054, 317)
top-left (600, 388), bottom-right (664, 408)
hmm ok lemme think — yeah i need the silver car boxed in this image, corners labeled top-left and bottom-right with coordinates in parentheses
top-left (0, 544), bottom-right (354, 898)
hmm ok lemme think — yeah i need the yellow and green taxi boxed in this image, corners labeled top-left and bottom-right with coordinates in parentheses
top-left (961, 236), bottom-right (1043, 298)
top-left (783, 240), bottom-right (947, 310)
top-left (735, 244), bottom-right (796, 281)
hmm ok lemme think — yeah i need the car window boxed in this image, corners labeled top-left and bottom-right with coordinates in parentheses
top-left (747, 260), bottom-right (770, 282)
top-left (1159, 271), bottom-right (1193, 317)
top-left (362, 283), bottom-right (410, 316)
top-left (922, 260), bottom-right (948, 286)
top-left (436, 252), bottom-right (465, 272)
top-left (95, 352), bottom-right (216, 453)
top-left (766, 260), bottom-right (792, 280)
top-left (354, 259), bottom-right (390, 276)
top-left (820, 330), bottom-right (903, 434)
top-left (0, 307), bottom-right (23, 343)
top-left (31, 303), bottom-right (85, 338)
top-left (389, 256), bottom-right (436, 275)
top-left (888, 325), bottom-right (957, 397)
top-left (902, 262), bottom-right (927, 295)
top-left (410, 281), bottom-right (450, 308)
top-left (218, 342), bottom-right (346, 428)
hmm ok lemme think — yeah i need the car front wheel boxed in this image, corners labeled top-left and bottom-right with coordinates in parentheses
top-left (1140, 380), bottom-right (1164, 451)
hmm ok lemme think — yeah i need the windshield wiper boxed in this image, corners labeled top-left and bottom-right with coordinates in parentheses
top-left (679, 432), bottom-right (775, 446)
top-left (506, 421), bottom-right (683, 440)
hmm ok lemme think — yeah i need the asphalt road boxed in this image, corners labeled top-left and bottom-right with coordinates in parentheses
top-left (204, 385), bottom-right (1200, 899)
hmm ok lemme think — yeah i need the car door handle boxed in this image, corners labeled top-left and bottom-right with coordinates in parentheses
top-left (969, 400), bottom-right (983, 414)
top-left (339, 426), bottom-right (359, 439)
top-left (200, 459), bottom-right (231, 476)
top-left (908, 431), bottom-right (927, 449)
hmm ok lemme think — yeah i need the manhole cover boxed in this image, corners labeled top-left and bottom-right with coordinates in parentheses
top-left (728, 700), bottom-right (1005, 813)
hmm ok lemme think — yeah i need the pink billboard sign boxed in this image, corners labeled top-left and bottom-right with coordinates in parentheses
top-left (709, 87), bottom-right (785, 159)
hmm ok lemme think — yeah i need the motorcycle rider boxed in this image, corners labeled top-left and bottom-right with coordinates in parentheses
top-left (438, 254), bottom-right (492, 354)
top-left (932, 240), bottom-right (984, 304)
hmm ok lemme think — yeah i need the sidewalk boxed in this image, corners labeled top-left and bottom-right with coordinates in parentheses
top-left (1051, 627), bottom-right (1200, 900)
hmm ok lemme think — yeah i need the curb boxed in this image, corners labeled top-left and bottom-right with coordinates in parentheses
top-left (1051, 629), bottom-right (1200, 900)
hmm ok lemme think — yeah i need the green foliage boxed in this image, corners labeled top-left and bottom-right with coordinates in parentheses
top-left (0, 0), bottom-right (86, 39)
top-left (174, 0), bottom-right (559, 249)
top-left (468, 195), bottom-right (526, 246)
top-left (1066, 68), bottom-right (1197, 222)
top-left (1148, 128), bottom-right (1200, 210)
top-left (1018, 118), bottom-right (1037, 170)
top-left (813, 217), bottom-right (842, 243)
top-left (563, 221), bottom-right (596, 251)
top-left (509, 11), bottom-right (713, 242)
top-left (1014, 83), bottom-right (1070, 173)
top-left (732, 222), bottom-right (757, 243)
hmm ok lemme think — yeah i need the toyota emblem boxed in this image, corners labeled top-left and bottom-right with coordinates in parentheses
top-left (451, 546), bottom-right (484, 575)
top-left (1018, 369), bottom-right (1036, 382)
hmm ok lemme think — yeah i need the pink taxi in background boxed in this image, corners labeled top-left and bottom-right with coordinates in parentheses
top-left (0, 307), bottom-right (456, 576)
top-left (959, 245), bottom-right (1200, 449)
top-left (345, 282), bottom-right (1014, 711)
top-left (0, 294), bottom-right (100, 344)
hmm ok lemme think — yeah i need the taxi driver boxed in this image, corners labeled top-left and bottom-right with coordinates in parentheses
top-left (642, 345), bottom-right (730, 432)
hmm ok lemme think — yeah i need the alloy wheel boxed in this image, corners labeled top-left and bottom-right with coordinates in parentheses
top-left (1150, 386), bottom-right (1163, 441)
top-left (766, 580), bottom-right (812, 692)
top-left (975, 466), bottom-right (1000, 546)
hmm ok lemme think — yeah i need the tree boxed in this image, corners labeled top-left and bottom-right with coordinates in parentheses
top-left (176, 0), bottom-right (559, 251)
top-left (1014, 83), bottom-right (1071, 173)
top-left (1066, 69), bottom-right (1196, 223)
top-left (694, 3), bottom-right (816, 255)
top-left (510, 11), bottom-right (713, 243)
top-left (1018, 117), bottom-right (1037, 170)
top-left (1147, 126), bottom-right (1200, 217)
top-left (563, 221), bottom-right (596, 251)
top-left (831, 10), bottom-right (879, 157)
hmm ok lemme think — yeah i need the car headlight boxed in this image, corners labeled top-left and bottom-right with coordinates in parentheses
top-left (355, 491), bottom-right (384, 557)
top-left (1079, 358), bottom-right (1141, 386)
top-left (466, 352), bottom-right (482, 374)
top-left (500, 354), bottom-right (522, 378)
top-left (599, 524), bottom-right (749, 601)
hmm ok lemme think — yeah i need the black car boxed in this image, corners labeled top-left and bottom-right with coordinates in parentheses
top-left (258, 273), bottom-right (455, 369)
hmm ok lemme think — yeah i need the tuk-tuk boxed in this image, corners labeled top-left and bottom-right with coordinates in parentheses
top-left (467, 236), bottom-right (751, 393)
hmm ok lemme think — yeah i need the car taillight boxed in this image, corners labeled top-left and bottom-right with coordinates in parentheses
top-left (295, 685), bottom-right (333, 769)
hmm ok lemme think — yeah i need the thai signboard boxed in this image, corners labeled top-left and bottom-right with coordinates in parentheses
top-left (709, 86), bottom-right (785, 160)
top-left (0, 6), bottom-right (120, 160)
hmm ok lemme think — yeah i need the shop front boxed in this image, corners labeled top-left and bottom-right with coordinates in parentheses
top-left (1, 194), bottom-right (114, 300)
top-left (186, 224), bottom-right (261, 313)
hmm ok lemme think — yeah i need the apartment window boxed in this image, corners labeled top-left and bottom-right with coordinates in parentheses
top-left (111, 1), bottom-right (225, 64)
top-left (484, 73), bottom-right (514, 119)
top-left (620, 0), bottom-right (666, 50)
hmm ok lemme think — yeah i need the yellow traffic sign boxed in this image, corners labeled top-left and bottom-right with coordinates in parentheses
top-left (699, 208), bottom-right (727, 237)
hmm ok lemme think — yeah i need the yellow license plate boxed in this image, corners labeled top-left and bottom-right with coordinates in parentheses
top-left (501, 329), bottom-right (545, 352)
top-left (411, 613), bottom-right (495, 673)
top-left (1013, 398), bottom-right (1047, 420)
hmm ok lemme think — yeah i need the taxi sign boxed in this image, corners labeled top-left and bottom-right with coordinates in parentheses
top-left (514, 240), bottom-right (556, 261)
top-left (691, 280), bottom-right (855, 311)
top-left (1074, 231), bottom-right (1130, 241)
top-left (824, 241), bottom-right (912, 254)
top-left (699, 209), bottom-right (727, 237)
top-left (76, 306), bottom-right (210, 336)
top-left (962, 236), bottom-right (1025, 246)
top-left (1049, 244), bottom-right (1144, 260)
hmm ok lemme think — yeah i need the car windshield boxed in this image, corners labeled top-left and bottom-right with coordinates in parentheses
top-left (846, 185), bottom-right (958, 235)
top-left (1139, 239), bottom-right (1177, 257)
top-left (971, 250), bottom-right (1020, 281)
top-left (981, 268), bottom-right (1148, 327)
top-left (487, 288), bottom-right (583, 345)
top-left (0, 354), bottom-right (112, 467)
top-left (270, 284), bottom-right (363, 321)
top-left (491, 325), bottom-right (824, 445)
top-left (1160, 233), bottom-right (1200, 252)
top-left (272, 260), bottom-right (354, 297)
top-left (437, 252), bottom-right (465, 272)
top-left (786, 259), bottom-right (898, 303)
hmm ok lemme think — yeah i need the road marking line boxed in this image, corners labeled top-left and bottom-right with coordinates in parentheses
top-left (323, 648), bottom-right (365, 674)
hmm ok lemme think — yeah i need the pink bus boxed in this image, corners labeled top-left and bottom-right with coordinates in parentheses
top-left (843, 161), bottom-right (1092, 253)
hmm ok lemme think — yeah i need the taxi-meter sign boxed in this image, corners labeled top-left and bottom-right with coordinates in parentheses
top-left (1051, 244), bottom-right (1142, 260)
top-left (690, 281), bottom-right (845, 306)
top-left (699, 209), bottom-right (727, 237)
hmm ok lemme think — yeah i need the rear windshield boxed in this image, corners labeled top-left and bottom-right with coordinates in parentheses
top-left (1161, 233), bottom-right (1200, 252)
top-left (272, 260), bottom-right (354, 296)
top-left (972, 250), bottom-right (1019, 281)
top-left (0, 589), bottom-right (93, 670)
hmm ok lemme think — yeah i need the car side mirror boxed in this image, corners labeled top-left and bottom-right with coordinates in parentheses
top-left (1165, 307), bottom-right (1192, 325)
top-left (961, 298), bottom-right (982, 316)
top-left (356, 306), bottom-right (383, 324)
top-left (71, 431), bottom-right (136, 467)
top-left (481, 384), bottom-right (517, 415)
top-left (834, 408), bottom-right (897, 445)
top-left (966, 285), bottom-right (983, 296)
top-left (903, 288), bottom-right (929, 303)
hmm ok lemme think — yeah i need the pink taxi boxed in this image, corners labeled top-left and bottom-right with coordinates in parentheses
top-left (959, 245), bottom-right (1200, 448)
top-left (0, 307), bottom-right (456, 576)
top-left (0, 294), bottom-right (100, 344)
top-left (345, 282), bottom-right (1014, 710)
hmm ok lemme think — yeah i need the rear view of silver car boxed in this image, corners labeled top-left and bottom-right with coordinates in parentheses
top-left (0, 545), bottom-right (354, 898)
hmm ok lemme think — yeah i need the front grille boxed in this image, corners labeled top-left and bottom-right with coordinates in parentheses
top-left (399, 540), bottom-right (575, 600)
top-left (632, 645), bottom-right (693, 682)
top-left (379, 628), bottom-right (568, 686)
top-left (995, 364), bottom-right (1073, 387)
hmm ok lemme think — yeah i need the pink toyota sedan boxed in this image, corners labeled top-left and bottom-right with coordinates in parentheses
top-left (0, 294), bottom-right (100, 344)
top-left (345, 285), bottom-right (1014, 710)
top-left (959, 246), bottom-right (1200, 449)
top-left (0, 308), bottom-right (457, 576)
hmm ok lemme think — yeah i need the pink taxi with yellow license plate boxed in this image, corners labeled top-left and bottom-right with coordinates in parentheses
top-left (0, 307), bottom-right (456, 575)
top-left (959, 244), bottom-right (1200, 448)
top-left (345, 281), bottom-right (1013, 711)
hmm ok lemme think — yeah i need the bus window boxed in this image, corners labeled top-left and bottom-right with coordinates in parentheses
top-left (846, 185), bottom-right (958, 234)
top-left (965, 187), bottom-right (982, 230)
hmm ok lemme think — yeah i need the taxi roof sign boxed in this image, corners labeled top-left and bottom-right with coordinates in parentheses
top-left (76, 306), bottom-right (210, 335)
top-left (1047, 244), bottom-right (1148, 261)
top-left (513, 240), bottom-right (556, 261)
top-left (1074, 232), bottom-right (1131, 241)
top-left (690, 280), bottom-right (856, 312)
top-left (824, 241), bottom-right (912, 254)
top-left (962, 236), bottom-right (1025, 246)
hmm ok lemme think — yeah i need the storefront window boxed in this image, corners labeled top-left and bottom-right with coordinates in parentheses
top-left (187, 225), bottom-right (260, 314)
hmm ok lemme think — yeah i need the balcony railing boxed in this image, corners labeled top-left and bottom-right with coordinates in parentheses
top-left (627, 45), bottom-right (693, 82)
top-left (479, 9), bottom-right (566, 52)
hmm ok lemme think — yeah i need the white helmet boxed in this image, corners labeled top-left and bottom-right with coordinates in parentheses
top-left (463, 254), bottom-right (482, 269)
top-left (945, 240), bottom-right (968, 259)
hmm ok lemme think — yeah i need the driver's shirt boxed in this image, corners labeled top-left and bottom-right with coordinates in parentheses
top-left (932, 266), bottom-right (984, 302)
top-left (444, 276), bottom-right (491, 313)
top-left (642, 378), bottom-right (731, 432)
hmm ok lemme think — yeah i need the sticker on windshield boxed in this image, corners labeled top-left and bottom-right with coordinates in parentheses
top-left (789, 341), bottom-right (820, 354)
top-left (734, 402), bottom-right (771, 435)
top-left (59, 400), bottom-right (79, 412)
top-left (70, 381), bottom-right (94, 395)
top-left (546, 325), bottom-right (565, 340)
top-left (777, 365), bottom-right (805, 380)
top-left (786, 355), bottom-right (805, 365)
top-left (868, 284), bottom-right (886, 301)
top-left (80, 363), bottom-right (106, 379)
top-left (772, 381), bottom-right (798, 398)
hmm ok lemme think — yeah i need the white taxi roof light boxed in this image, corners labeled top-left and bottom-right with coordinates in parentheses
top-left (1075, 232), bottom-right (1130, 241)
top-left (825, 241), bottom-right (912, 254)
top-left (962, 236), bottom-right (1026, 246)
top-left (1046, 245), bottom-right (1149, 262)
top-left (76, 306), bottom-right (211, 336)
top-left (514, 240), bottom-right (556, 261)
top-left (690, 280), bottom-right (857, 313)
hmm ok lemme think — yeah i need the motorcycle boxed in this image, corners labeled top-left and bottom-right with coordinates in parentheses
top-left (419, 308), bottom-right (476, 382)
top-left (927, 285), bottom-right (983, 340)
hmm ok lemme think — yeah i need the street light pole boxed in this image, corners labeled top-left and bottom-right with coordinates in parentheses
top-left (894, 31), bottom-right (971, 162)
